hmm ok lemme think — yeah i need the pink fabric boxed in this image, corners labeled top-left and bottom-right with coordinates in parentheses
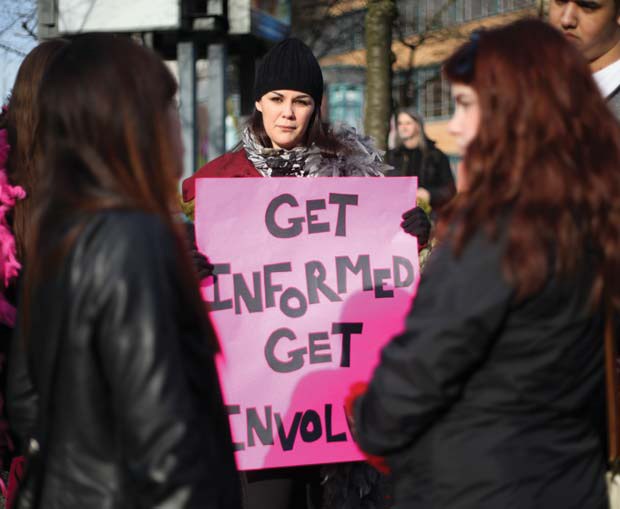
top-left (6, 455), bottom-right (24, 509)
top-left (344, 382), bottom-right (390, 474)
top-left (0, 128), bottom-right (25, 327)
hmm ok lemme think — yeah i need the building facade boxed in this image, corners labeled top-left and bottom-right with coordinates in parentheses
top-left (295, 0), bottom-right (540, 160)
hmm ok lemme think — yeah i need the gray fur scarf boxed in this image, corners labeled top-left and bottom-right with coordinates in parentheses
top-left (241, 124), bottom-right (391, 178)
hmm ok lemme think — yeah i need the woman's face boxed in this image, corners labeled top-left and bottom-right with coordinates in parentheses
top-left (255, 90), bottom-right (315, 150)
top-left (448, 83), bottom-right (480, 155)
top-left (396, 113), bottom-right (420, 141)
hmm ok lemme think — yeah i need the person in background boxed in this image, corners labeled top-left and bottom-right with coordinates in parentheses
top-left (549, 0), bottom-right (620, 117)
top-left (351, 19), bottom-right (618, 509)
top-left (183, 38), bottom-right (429, 509)
top-left (385, 108), bottom-right (455, 215)
top-left (8, 34), bottom-right (241, 509)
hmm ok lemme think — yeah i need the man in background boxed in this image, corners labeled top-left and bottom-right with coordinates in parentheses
top-left (549, 0), bottom-right (620, 117)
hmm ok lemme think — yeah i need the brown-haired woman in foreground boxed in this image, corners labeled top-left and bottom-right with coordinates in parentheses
top-left (9, 34), bottom-right (241, 508)
top-left (351, 18), bottom-right (620, 508)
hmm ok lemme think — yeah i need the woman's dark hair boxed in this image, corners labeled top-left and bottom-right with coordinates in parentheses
top-left (441, 18), bottom-right (620, 308)
top-left (248, 103), bottom-right (348, 156)
top-left (0, 39), bottom-right (69, 259)
top-left (25, 33), bottom-right (216, 347)
top-left (35, 34), bottom-right (179, 221)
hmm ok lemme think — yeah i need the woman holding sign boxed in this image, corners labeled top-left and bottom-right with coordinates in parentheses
top-left (351, 19), bottom-right (617, 509)
top-left (183, 38), bottom-right (422, 509)
top-left (182, 38), bottom-right (431, 250)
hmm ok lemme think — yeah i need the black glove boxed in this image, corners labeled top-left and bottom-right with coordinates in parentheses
top-left (184, 222), bottom-right (215, 280)
top-left (401, 207), bottom-right (431, 248)
top-left (191, 249), bottom-right (215, 280)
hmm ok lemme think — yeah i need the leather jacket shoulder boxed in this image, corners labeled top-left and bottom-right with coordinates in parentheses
top-left (10, 210), bottom-right (241, 509)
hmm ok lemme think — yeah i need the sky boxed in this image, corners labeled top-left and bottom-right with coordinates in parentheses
top-left (0, 0), bottom-right (37, 104)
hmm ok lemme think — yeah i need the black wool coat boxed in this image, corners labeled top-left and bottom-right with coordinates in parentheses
top-left (354, 227), bottom-right (607, 509)
top-left (385, 144), bottom-right (455, 209)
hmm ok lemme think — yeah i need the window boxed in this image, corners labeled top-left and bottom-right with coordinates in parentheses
top-left (416, 66), bottom-right (452, 120)
top-left (393, 66), bottom-right (453, 121)
top-left (393, 72), bottom-right (416, 110)
top-left (298, 9), bottom-right (365, 57)
top-left (396, 0), bottom-right (534, 34)
top-left (470, 0), bottom-right (484, 18)
top-left (500, 0), bottom-right (535, 9)
top-left (419, 70), bottom-right (449, 119)
top-left (327, 84), bottom-right (365, 132)
top-left (466, 0), bottom-right (500, 18)
top-left (420, 0), bottom-right (455, 31)
top-left (395, 0), bottom-right (419, 36)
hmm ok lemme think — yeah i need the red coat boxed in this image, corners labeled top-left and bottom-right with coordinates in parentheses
top-left (182, 150), bottom-right (259, 202)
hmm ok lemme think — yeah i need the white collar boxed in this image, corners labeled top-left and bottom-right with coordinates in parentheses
top-left (593, 59), bottom-right (620, 99)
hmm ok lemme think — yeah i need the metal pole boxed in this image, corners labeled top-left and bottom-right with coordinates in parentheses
top-left (206, 43), bottom-right (227, 160)
top-left (38, 0), bottom-right (57, 39)
top-left (178, 40), bottom-right (197, 180)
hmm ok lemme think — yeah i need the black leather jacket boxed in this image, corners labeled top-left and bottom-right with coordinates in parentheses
top-left (7, 210), bottom-right (241, 509)
top-left (385, 143), bottom-right (456, 210)
top-left (355, 226), bottom-right (607, 508)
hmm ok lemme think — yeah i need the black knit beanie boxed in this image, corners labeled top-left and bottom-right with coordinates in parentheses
top-left (254, 38), bottom-right (324, 106)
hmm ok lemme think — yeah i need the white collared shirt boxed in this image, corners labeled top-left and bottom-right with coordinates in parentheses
top-left (593, 58), bottom-right (620, 99)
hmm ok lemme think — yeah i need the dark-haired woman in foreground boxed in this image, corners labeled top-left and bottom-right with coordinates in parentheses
top-left (352, 19), bottom-right (618, 508)
top-left (10, 34), bottom-right (241, 509)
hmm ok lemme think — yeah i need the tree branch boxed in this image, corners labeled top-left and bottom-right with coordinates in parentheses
top-left (21, 20), bottom-right (37, 40)
top-left (0, 41), bottom-right (27, 57)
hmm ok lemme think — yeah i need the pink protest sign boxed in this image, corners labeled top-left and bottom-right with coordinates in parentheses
top-left (195, 177), bottom-right (419, 470)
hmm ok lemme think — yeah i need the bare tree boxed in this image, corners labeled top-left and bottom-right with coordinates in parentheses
top-left (293, 0), bottom-right (540, 150)
top-left (394, 0), bottom-right (464, 107)
top-left (0, 0), bottom-right (37, 101)
top-left (292, 0), bottom-right (369, 61)
top-left (293, 0), bottom-right (467, 149)
top-left (0, 0), bottom-right (37, 55)
top-left (364, 0), bottom-right (396, 150)
top-left (292, 0), bottom-right (345, 58)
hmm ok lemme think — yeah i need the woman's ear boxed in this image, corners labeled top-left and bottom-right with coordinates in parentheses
top-left (255, 101), bottom-right (262, 113)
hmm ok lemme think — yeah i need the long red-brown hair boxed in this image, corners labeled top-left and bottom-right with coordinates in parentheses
top-left (1, 39), bottom-right (69, 260)
top-left (24, 34), bottom-right (217, 349)
top-left (441, 18), bottom-right (620, 307)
